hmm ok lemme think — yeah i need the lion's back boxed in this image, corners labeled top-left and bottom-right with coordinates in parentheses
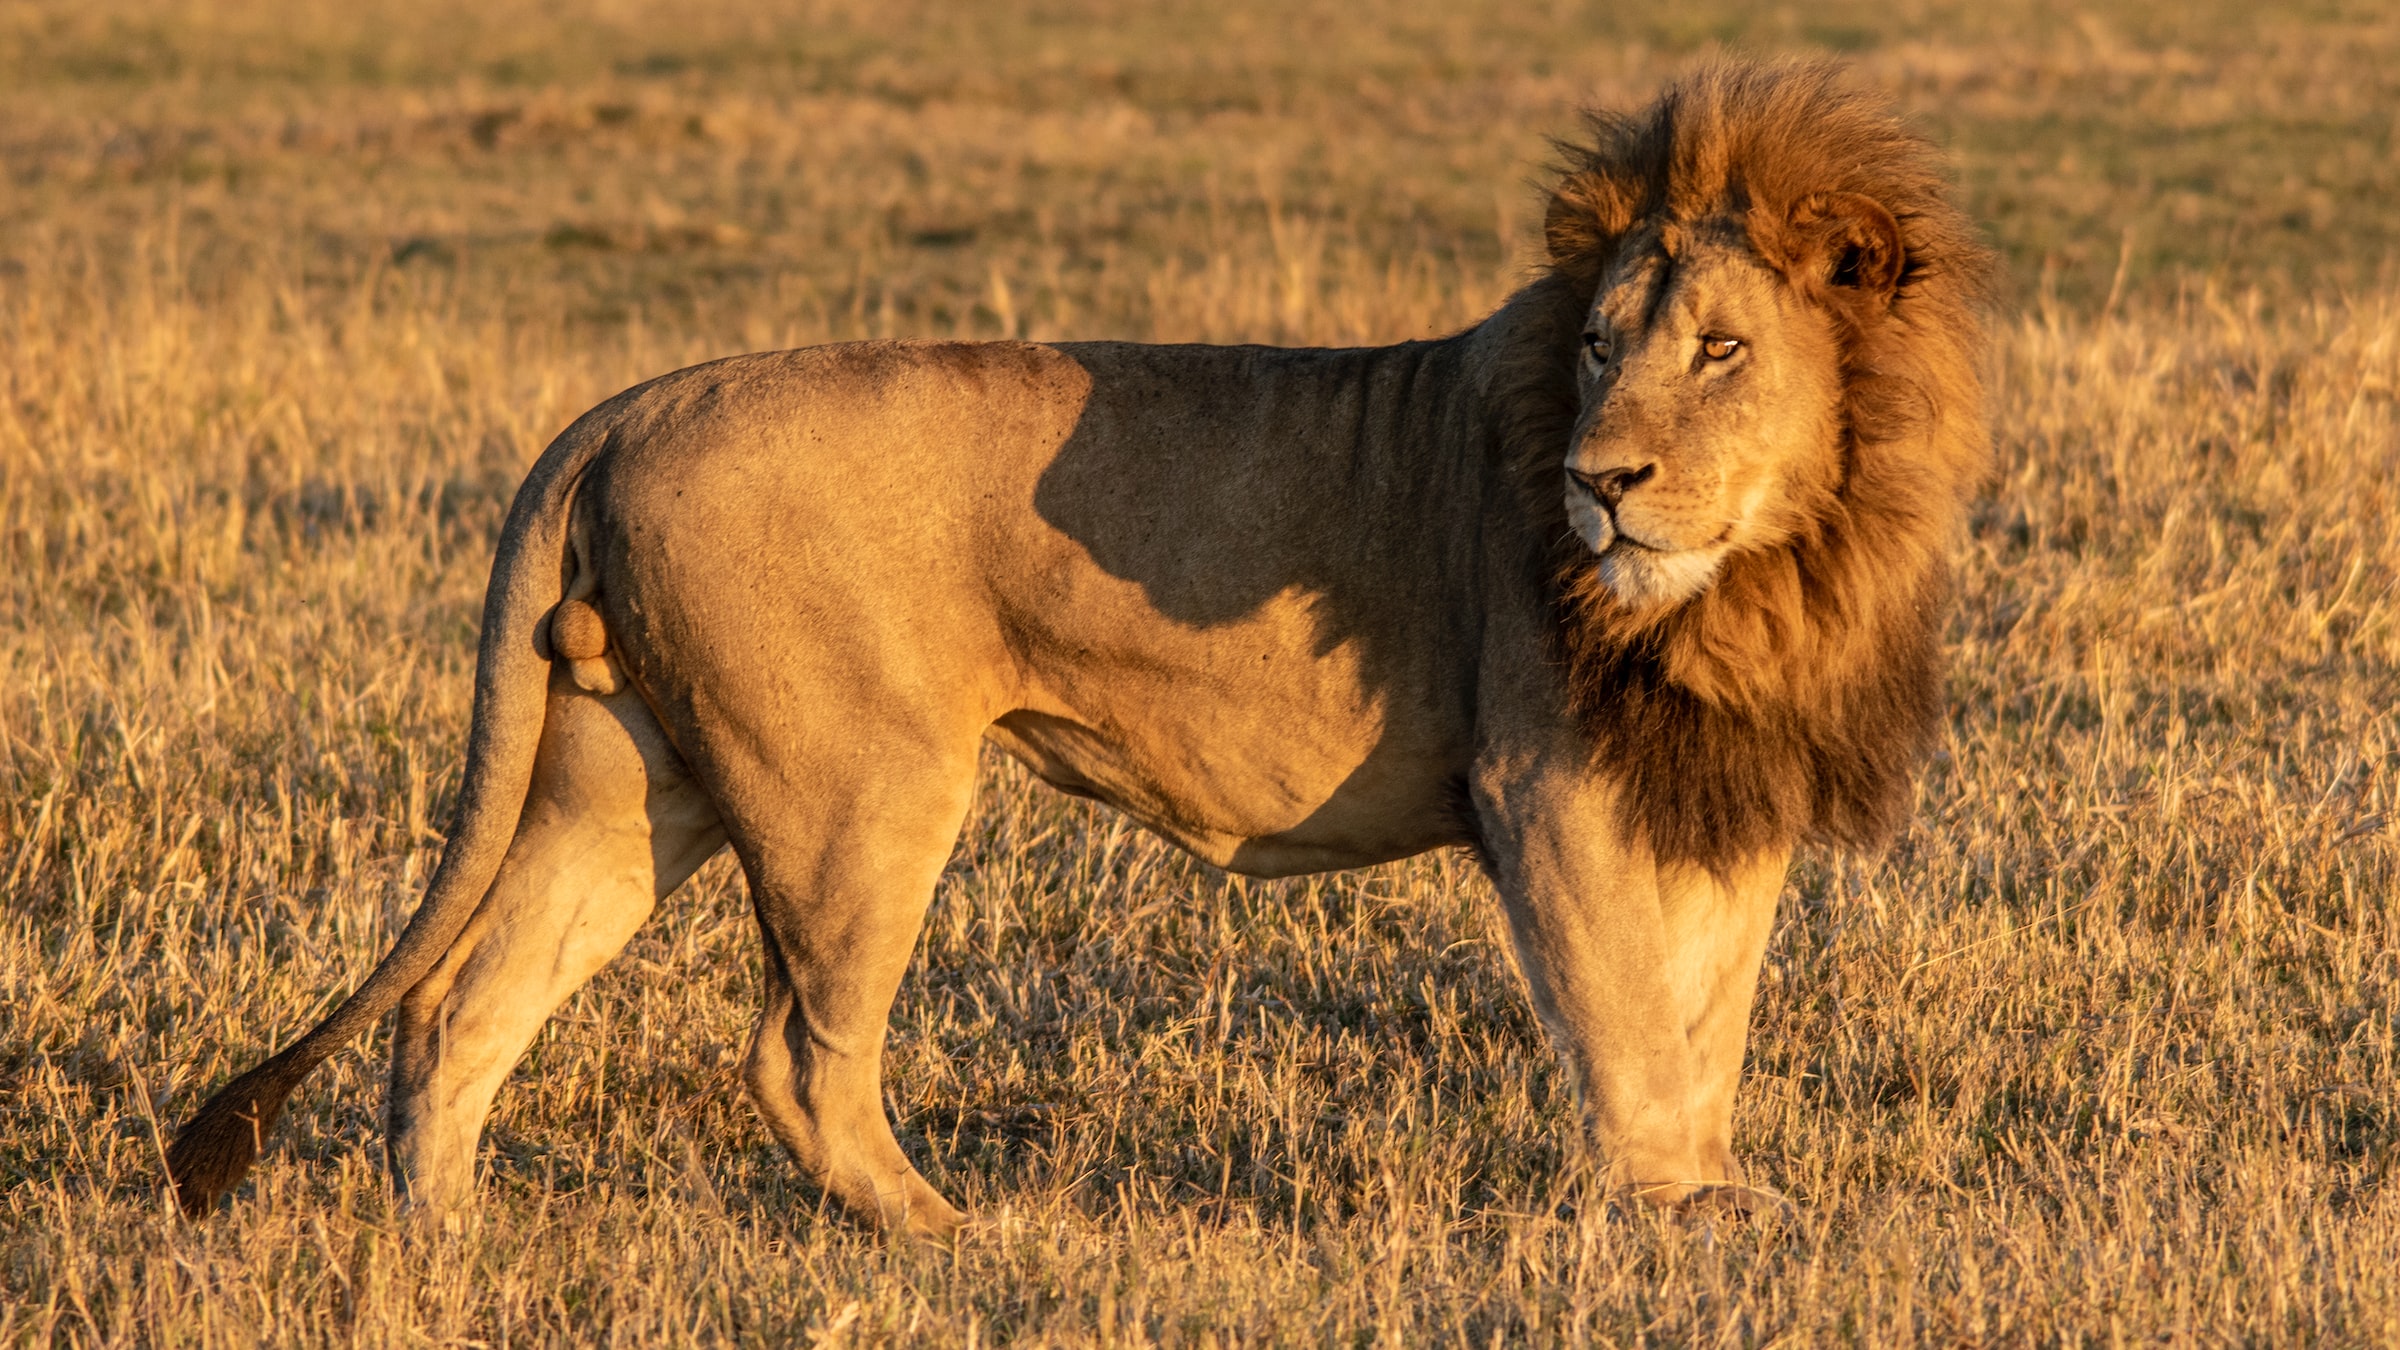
top-left (568, 342), bottom-right (1088, 579)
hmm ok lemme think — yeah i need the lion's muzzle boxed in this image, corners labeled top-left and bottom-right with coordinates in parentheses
top-left (1564, 474), bottom-right (1619, 554)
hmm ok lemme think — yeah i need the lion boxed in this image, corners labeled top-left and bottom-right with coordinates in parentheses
top-left (166, 59), bottom-right (1989, 1233)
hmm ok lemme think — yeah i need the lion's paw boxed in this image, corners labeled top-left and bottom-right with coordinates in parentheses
top-left (1671, 1180), bottom-right (1797, 1228)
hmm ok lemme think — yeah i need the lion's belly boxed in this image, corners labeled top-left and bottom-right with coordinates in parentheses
top-left (983, 709), bottom-right (1469, 876)
top-left (987, 590), bottom-right (1476, 877)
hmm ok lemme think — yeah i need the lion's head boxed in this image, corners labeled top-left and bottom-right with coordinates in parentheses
top-left (1560, 207), bottom-right (1865, 608)
top-left (1490, 59), bottom-right (1992, 869)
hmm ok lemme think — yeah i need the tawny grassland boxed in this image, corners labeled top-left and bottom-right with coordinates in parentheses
top-left (4, 0), bottom-right (2399, 1343)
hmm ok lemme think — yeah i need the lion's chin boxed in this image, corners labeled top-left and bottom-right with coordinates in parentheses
top-left (1595, 541), bottom-right (1727, 609)
top-left (1564, 488), bottom-right (1732, 608)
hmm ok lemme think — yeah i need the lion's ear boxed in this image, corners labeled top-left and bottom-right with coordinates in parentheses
top-left (1544, 171), bottom-right (1636, 272)
top-left (1786, 191), bottom-right (1905, 304)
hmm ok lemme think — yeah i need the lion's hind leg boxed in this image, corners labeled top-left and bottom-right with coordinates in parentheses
top-left (386, 670), bottom-right (725, 1215)
top-left (705, 740), bottom-right (982, 1238)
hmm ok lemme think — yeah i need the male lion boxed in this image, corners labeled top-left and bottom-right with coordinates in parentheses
top-left (168, 60), bottom-right (1988, 1232)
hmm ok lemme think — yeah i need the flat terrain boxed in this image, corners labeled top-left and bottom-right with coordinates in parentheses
top-left (4, 0), bottom-right (2399, 1343)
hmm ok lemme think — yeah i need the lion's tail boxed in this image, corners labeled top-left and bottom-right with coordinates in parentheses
top-left (165, 419), bottom-right (611, 1218)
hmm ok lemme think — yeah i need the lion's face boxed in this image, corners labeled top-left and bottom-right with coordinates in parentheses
top-left (1562, 222), bottom-right (1847, 609)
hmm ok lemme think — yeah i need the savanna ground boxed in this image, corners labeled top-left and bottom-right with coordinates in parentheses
top-left (4, 0), bottom-right (2399, 1342)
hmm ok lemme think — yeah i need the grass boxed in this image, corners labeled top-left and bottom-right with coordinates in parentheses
top-left (4, 0), bottom-right (2399, 1343)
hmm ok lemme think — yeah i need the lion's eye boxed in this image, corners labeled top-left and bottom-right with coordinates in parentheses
top-left (1701, 336), bottom-right (1742, 361)
top-left (1583, 332), bottom-right (1611, 364)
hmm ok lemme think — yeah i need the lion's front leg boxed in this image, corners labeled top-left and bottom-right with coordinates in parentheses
top-left (1472, 745), bottom-right (1785, 1210)
top-left (1655, 850), bottom-right (1789, 1192)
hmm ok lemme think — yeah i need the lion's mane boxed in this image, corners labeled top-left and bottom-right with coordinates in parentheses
top-left (1488, 59), bottom-right (1993, 872)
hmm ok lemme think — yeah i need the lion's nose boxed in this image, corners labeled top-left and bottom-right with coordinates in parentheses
top-left (1569, 462), bottom-right (1656, 510)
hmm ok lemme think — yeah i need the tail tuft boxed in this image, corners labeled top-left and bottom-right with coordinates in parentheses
top-left (165, 1059), bottom-right (299, 1217)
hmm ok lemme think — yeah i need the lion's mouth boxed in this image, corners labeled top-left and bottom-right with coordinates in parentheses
top-left (1603, 521), bottom-right (1733, 557)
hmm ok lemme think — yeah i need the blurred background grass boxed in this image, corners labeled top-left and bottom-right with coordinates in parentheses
top-left (4, 0), bottom-right (2395, 341)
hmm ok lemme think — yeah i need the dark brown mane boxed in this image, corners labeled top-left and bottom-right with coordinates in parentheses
top-left (1488, 58), bottom-right (1993, 872)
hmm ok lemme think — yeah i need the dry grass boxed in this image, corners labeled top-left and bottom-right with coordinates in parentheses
top-left (4, 0), bottom-right (2399, 1344)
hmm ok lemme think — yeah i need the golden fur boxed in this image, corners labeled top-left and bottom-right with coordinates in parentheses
top-left (168, 60), bottom-right (1989, 1232)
